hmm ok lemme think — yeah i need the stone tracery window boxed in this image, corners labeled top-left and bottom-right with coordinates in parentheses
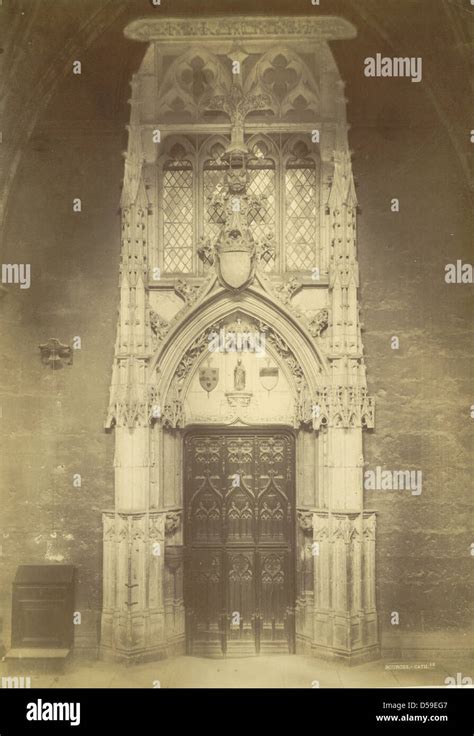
top-left (158, 48), bottom-right (320, 277)
top-left (202, 141), bottom-right (227, 271)
top-left (247, 139), bottom-right (276, 272)
top-left (160, 135), bottom-right (318, 276)
top-left (162, 143), bottom-right (194, 274)
top-left (284, 139), bottom-right (317, 271)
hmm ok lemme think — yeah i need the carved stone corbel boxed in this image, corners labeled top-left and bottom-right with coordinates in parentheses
top-left (297, 510), bottom-right (313, 534)
top-left (165, 511), bottom-right (182, 536)
top-left (39, 338), bottom-right (73, 368)
top-left (294, 382), bottom-right (314, 428)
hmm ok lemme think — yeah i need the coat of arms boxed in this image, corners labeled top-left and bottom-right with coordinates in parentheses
top-left (199, 366), bottom-right (219, 394)
top-left (202, 163), bottom-right (259, 292)
top-left (259, 365), bottom-right (279, 393)
top-left (196, 75), bottom-right (275, 291)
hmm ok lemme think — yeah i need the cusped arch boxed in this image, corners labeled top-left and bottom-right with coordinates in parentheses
top-left (150, 286), bottom-right (330, 408)
top-left (182, 331), bottom-right (297, 419)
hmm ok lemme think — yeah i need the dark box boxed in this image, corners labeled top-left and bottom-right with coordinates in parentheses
top-left (11, 565), bottom-right (75, 649)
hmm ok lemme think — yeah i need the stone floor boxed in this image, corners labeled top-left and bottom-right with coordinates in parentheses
top-left (1, 654), bottom-right (472, 689)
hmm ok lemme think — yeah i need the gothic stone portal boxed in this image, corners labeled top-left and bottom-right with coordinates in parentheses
top-left (184, 429), bottom-right (295, 657)
top-left (101, 15), bottom-right (379, 666)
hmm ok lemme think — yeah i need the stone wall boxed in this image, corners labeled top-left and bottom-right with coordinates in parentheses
top-left (0, 1), bottom-right (471, 657)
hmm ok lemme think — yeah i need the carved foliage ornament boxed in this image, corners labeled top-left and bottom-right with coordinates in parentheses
top-left (274, 277), bottom-right (302, 305)
top-left (150, 310), bottom-right (169, 345)
top-left (308, 308), bottom-right (329, 338)
top-left (174, 280), bottom-right (201, 305)
top-left (263, 277), bottom-right (328, 348)
top-left (257, 321), bottom-right (305, 389)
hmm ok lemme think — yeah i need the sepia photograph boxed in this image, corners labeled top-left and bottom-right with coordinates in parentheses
top-left (0, 0), bottom-right (472, 730)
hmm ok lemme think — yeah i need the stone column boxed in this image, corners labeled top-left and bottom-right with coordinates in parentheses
top-left (310, 510), bottom-right (378, 663)
top-left (101, 511), bottom-right (167, 662)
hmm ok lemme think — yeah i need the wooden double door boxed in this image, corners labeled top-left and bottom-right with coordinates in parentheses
top-left (184, 428), bottom-right (295, 657)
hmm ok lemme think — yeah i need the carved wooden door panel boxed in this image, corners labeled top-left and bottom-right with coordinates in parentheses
top-left (184, 429), bottom-right (295, 656)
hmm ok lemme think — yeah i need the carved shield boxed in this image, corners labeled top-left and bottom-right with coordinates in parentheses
top-left (216, 238), bottom-right (256, 291)
top-left (199, 367), bottom-right (219, 393)
top-left (259, 366), bottom-right (279, 392)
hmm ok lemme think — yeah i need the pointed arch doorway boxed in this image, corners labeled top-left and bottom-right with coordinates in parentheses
top-left (102, 15), bottom-right (380, 667)
top-left (184, 426), bottom-right (296, 657)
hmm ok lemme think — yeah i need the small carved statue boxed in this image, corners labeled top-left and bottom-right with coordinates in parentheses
top-left (234, 358), bottom-right (246, 391)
